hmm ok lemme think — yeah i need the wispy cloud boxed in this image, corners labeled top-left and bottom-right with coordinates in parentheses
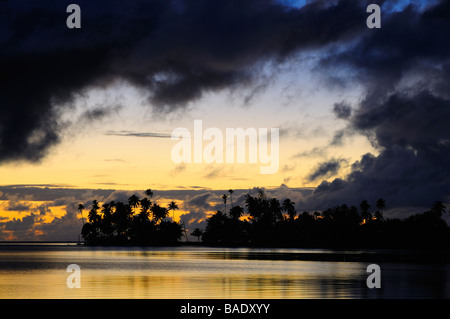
top-left (171, 163), bottom-right (187, 176)
top-left (307, 158), bottom-right (348, 182)
top-left (103, 130), bottom-right (172, 138)
top-left (292, 146), bottom-right (329, 160)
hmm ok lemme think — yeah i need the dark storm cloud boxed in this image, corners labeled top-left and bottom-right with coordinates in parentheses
top-left (300, 0), bottom-right (450, 210)
top-left (353, 91), bottom-right (450, 151)
top-left (3, 0), bottom-right (450, 214)
top-left (307, 143), bottom-right (450, 210)
top-left (332, 102), bottom-right (352, 119)
top-left (0, 0), bottom-right (369, 163)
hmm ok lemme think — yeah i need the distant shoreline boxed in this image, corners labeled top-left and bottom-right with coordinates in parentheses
top-left (1, 241), bottom-right (450, 264)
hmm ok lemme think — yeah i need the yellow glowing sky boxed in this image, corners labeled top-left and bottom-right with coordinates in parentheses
top-left (0, 66), bottom-right (376, 239)
top-left (0, 75), bottom-right (375, 192)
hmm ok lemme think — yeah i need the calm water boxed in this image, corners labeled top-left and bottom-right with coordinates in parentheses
top-left (0, 244), bottom-right (449, 299)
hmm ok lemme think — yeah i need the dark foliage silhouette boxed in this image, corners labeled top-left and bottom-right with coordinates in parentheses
top-left (81, 190), bottom-right (182, 245)
top-left (200, 190), bottom-right (450, 249)
top-left (191, 228), bottom-right (204, 241)
top-left (81, 188), bottom-right (450, 248)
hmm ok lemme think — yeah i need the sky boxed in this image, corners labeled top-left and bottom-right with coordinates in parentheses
top-left (1, 0), bottom-right (450, 241)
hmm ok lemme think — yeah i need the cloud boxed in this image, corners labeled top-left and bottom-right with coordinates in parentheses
top-left (2, 214), bottom-right (41, 232)
top-left (292, 146), bottom-right (328, 159)
top-left (103, 130), bottom-right (172, 138)
top-left (0, 186), bottom-right (114, 203)
top-left (36, 204), bottom-right (82, 241)
top-left (307, 158), bottom-right (347, 182)
top-left (0, 0), bottom-right (369, 163)
top-left (203, 167), bottom-right (222, 179)
top-left (0, 213), bottom-right (44, 241)
top-left (353, 91), bottom-right (450, 151)
top-left (332, 102), bottom-right (352, 119)
top-left (171, 163), bottom-right (187, 176)
top-left (294, 0), bottom-right (450, 210)
top-left (280, 163), bottom-right (296, 173)
top-left (78, 104), bottom-right (123, 123)
top-left (2, 201), bottom-right (34, 212)
top-left (0, 186), bottom-right (118, 240)
top-left (3, 0), bottom-right (450, 233)
top-left (179, 210), bottom-right (208, 241)
top-left (186, 192), bottom-right (214, 210)
top-left (199, 166), bottom-right (253, 181)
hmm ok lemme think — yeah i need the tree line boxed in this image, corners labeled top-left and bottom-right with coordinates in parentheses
top-left (194, 189), bottom-right (450, 249)
top-left (79, 189), bottom-right (184, 245)
top-left (79, 188), bottom-right (450, 249)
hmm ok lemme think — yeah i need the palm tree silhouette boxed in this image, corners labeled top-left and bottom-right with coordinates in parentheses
top-left (431, 201), bottom-right (446, 217)
top-left (375, 198), bottom-right (385, 220)
top-left (92, 200), bottom-right (100, 211)
top-left (88, 200), bottom-right (101, 225)
top-left (168, 201), bottom-right (179, 220)
top-left (78, 203), bottom-right (85, 225)
top-left (221, 194), bottom-right (229, 214)
top-left (229, 206), bottom-right (244, 219)
top-left (128, 195), bottom-right (140, 214)
top-left (145, 189), bottom-right (154, 199)
top-left (228, 189), bottom-right (234, 209)
top-left (140, 197), bottom-right (151, 219)
top-left (151, 204), bottom-right (169, 223)
top-left (360, 200), bottom-right (371, 222)
top-left (79, 188), bottom-right (450, 249)
top-left (191, 228), bottom-right (203, 241)
top-left (282, 198), bottom-right (296, 220)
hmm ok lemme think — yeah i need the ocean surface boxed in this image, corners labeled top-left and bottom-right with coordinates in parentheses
top-left (0, 243), bottom-right (449, 299)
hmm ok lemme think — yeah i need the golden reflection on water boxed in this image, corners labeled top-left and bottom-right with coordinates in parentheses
top-left (0, 247), bottom-right (369, 299)
top-left (0, 270), bottom-right (364, 299)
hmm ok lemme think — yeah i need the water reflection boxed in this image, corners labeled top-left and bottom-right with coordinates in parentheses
top-left (75, 270), bottom-right (366, 299)
top-left (0, 245), bottom-right (449, 298)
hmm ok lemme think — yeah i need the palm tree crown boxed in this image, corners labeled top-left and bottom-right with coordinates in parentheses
top-left (221, 194), bottom-right (229, 214)
top-left (145, 189), bottom-right (154, 199)
top-left (282, 198), bottom-right (296, 220)
top-left (228, 189), bottom-right (234, 209)
top-left (375, 198), bottom-right (386, 220)
top-left (128, 195), bottom-right (140, 214)
top-left (168, 201), bottom-right (179, 220)
top-left (78, 204), bottom-right (85, 225)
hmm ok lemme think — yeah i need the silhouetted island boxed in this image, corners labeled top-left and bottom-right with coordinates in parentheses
top-left (80, 189), bottom-right (184, 245)
top-left (79, 188), bottom-right (450, 249)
